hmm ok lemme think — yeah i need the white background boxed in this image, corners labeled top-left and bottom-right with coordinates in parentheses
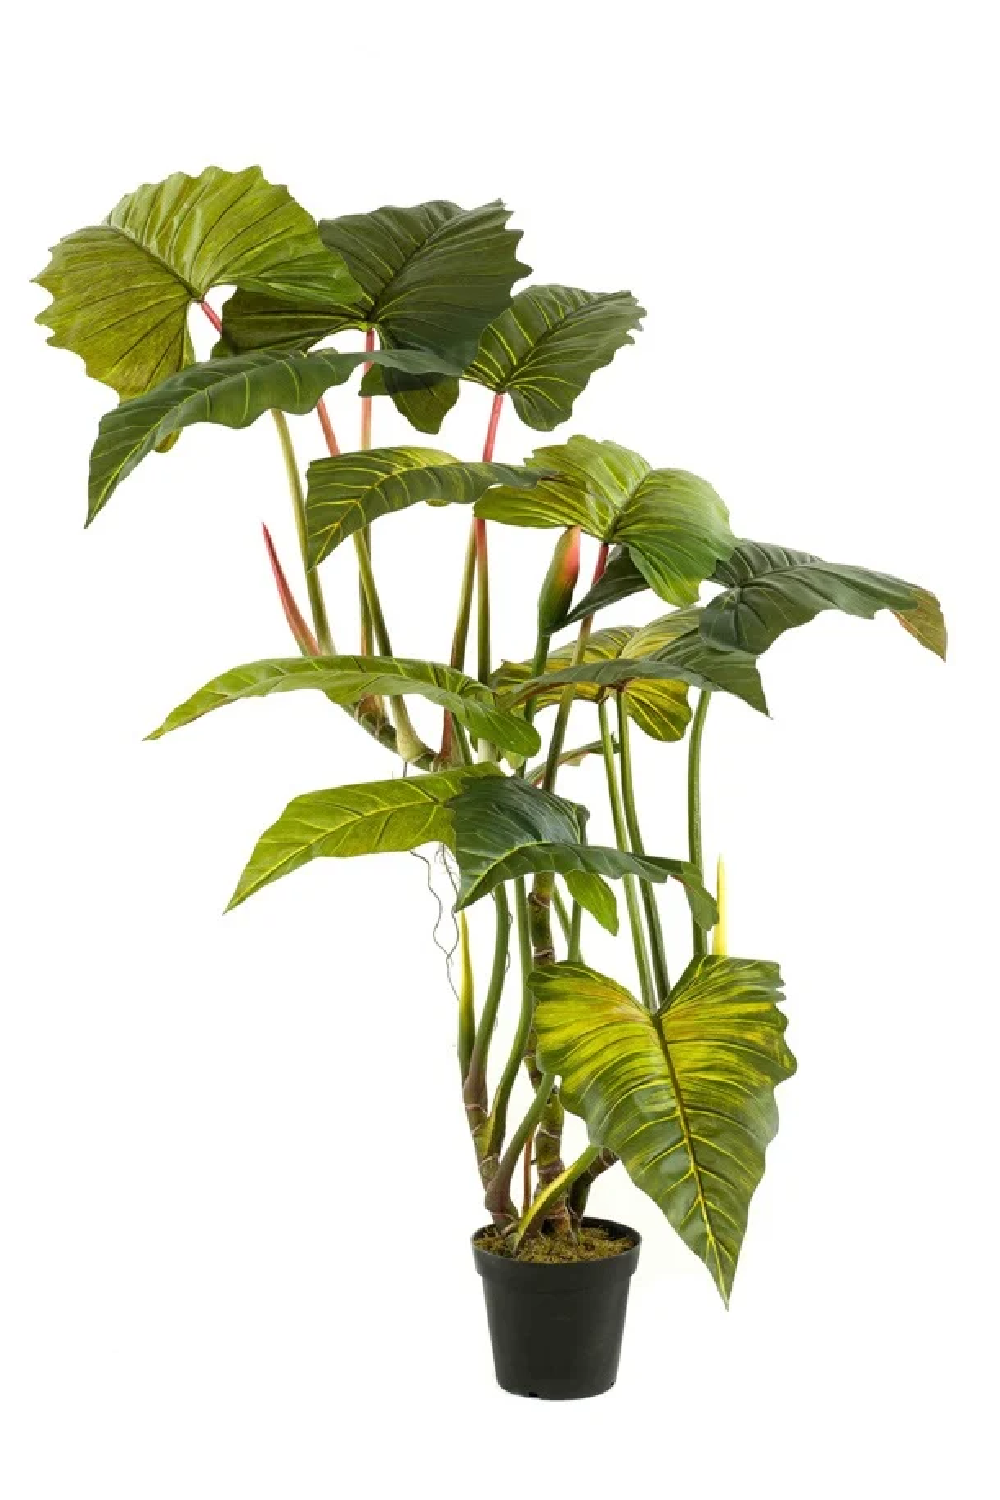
top-left (1, 3), bottom-right (997, 1495)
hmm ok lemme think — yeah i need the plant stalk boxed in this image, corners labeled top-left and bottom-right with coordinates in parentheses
top-left (484, 1072), bottom-right (556, 1227)
top-left (463, 889), bottom-right (512, 1162)
top-left (598, 700), bottom-right (655, 1010)
top-left (482, 879), bottom-right (534, 1166)
top-left (271, 410), bottom-right (334, 655)
top-left (617, 695), bottom-right (670, 1001)
top-left (688, 690), bottom-right (712, 957)
top-left (359, 327), bottom-right (375, 654)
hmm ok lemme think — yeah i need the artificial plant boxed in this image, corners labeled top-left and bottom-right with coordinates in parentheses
top-left (35, 166), bottom-right (946, 1304)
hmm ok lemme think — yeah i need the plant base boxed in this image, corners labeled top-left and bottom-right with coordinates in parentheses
top-left (472, 1216), bottom-right (641, 1399)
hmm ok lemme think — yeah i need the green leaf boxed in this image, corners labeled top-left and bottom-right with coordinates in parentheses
top-left (621, 607), bottom-right (768, 715)
top-left (531, 957), bottom-right (796, 1303)
top-left (87, 347), bottom-right (458, 523)
top-left (447, 776), bottom-right (717, 926)
top-left (304, 447), bottom-right (544, 565)
top-left (228, 764), bottom-right (499, 910)
top-left (563, 545), bottom-right (649, 624)
top-left (504, 612), bottom-right (768, 717)
top-left (494, 626), bottom-right (694, 741)
top-left (147, 654), bottom-right (540, 759)
top-left (358, 363), bottom-right (461, 435)
top-left (702, 540), bottom-right (947, 659)
top-left (465, 285), bottom-right (645, 430)
top-left (477, 436), bottom-right (735, 607)
top-left (321, 200), bottom-right (530, 365)
top-left (34, 165), bottom-right (361, 400)
top-left (563, 871), bottom-right (619, 935)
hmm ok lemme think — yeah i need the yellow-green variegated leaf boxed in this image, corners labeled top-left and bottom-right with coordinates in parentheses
top-left (304, 447), bottom-right (543, 564)
top-left (477, 436), bottom-right (735, 607)
top-left (447, 776), bottom-right (717, 927)
top-left (147, 654), bottom-right (540, 759)
top-left (228, 763), bottom-right (499, 910)
top-left (34, 165), bottom-right (361, 400)
top-left (704, 541), bottom-right (947, 660)
top-left (465, 285), bottom-right (645, 430)
top-left (502, 608), bottom-right (768, 717)
top-left (493, 626), bottom-right (692, 741)
top-left (531, 957), bottom-right (796, 1303)
top-left (87, 347), bottom-right (459, 523)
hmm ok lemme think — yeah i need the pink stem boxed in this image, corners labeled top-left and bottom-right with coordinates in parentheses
top-left (261, 524), bottom-right (320, 657)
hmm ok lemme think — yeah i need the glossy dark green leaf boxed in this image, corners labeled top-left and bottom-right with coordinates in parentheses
top-left (358, 363), bottom-right (461, 434)
top-left (447, 776), bottom-right (717, 926)
top-left (563, 545), bottom-right (650, 624)
top-left (531, 956), bottom-right (796, 1303)
top-left (87, 347), bottom-right (457, 523)
top-left (148, 655), bottom-right (540, 758)
top-left (465, 285), bottom-right (644, 430)
top-left (35, 165), bottom-right (360, 400)
top-left (228, 764), bottom-right (500, 909)
top-left (703, 540), bottom-right (947, 659)
top-left (477, 436), bottom-right (735, 607)
top-left (304, 447), bottom-right (543, 565)
top-left (621, 608), bottom-right (768, 715)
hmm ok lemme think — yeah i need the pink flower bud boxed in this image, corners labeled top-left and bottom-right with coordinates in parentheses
top-left (537, 526), bottom-right (582, 636)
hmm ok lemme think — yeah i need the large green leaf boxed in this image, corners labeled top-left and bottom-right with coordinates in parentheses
top-left (464, 285), bottom-right (644, 430)
top-left (477, 436), bottom-right (735, 607)
top-left (446, 776), bottom-right (717, 927)
top-left (621, 608), bottom-right (768, 714)
top-left (702, 540), bottom-right (947, 659)
top-left (493, 626), bottom-right (693, 741)
top-left (87, 347), bottom-right (458, 523)
top-left (219, 198), bottom-right (529, 423)
top-left (304, 447), bottom-right (543, 565)
top-left (531, 957), bottom-right (796, 1303)
top-left (228, 764), bottom-right (499, 910)
top-left (148, 654), bottom-right (540, 759)
top-left (34, 165), bottom-right (360, 400)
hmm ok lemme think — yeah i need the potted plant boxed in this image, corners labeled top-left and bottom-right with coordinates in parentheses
top-left (34, 165), bottom-right (946, 1400)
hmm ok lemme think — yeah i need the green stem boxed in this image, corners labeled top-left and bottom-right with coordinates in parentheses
top-left (475, 393), bottom-right (504, 691)
top-left (551, 884), bottom-right (572, 943)
top-left (463, 889), bottom-right (511, 1159)
top-left (483, 878), bottom-right (534, 1163)
top-left (484, 1072), bottom-right (556, 1226)
top-left (512, 1146), bottom-right (599, 1249)
top-left (598, 700), bottom-right (655, 1010)
top-left (688, 690), bottom-right (712, 958)
top-left (569, 898), bottom-right (583, 962)
top-left (352, 513), bottom-right (430, 764)
top-left (457, 911), bottom-right (475, 1083)
top-left (449, 527), bottom-right (478, 673)
top-left (617, 696), bottom-right (670, 1002)
top-left (271, 411), bottom-right (333, 655)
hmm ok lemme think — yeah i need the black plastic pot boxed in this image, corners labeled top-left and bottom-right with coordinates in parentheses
top-left (472, 1216), bottom-right (641, 1400)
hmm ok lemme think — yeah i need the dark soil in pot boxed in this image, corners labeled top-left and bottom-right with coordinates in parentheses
top-left (472, 1216), bottom-right (641, 1400)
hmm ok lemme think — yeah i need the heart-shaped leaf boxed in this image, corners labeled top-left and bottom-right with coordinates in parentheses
top-left (35, 166), bottom-right (360, 400)
top-left (87, 347), bottom-right (458, 522)
top-left (703, 540), bottom-right (947, 659)
top-left (464, 285), bottom-right (645, 430)
top-left (304, 448), bottom-right (544, 565)
top-left (219, 198), bottom-right (529, 434)
top-left (531, 956), bottom-right (796, 1303)
top-left (477, 436), bottom-right (735, 607)
top-left (228, 763), bottom-right (500, 909)
top-left (447, 776), bottom-right (717, 926)
top-left (148, 654), bottom-right (540, 759)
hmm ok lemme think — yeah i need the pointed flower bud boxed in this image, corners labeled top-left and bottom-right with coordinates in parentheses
top-left (537, 525), bottom-right (582, 637)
